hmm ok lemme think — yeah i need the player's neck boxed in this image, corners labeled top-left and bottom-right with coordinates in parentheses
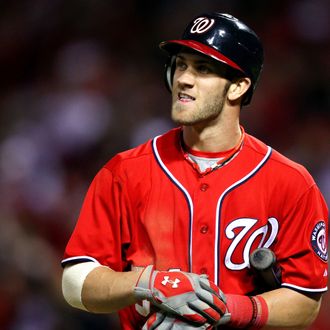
top-left (182, 120), bottom-right (242, 153)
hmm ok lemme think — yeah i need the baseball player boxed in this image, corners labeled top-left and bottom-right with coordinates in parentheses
top-left (61, 12), bottom-right (328, 329)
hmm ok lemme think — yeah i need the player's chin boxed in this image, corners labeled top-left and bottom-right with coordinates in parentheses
top-left (171, 115), bottom-right (197, 126)
top-left (171, 109), bottom-right (189, 124)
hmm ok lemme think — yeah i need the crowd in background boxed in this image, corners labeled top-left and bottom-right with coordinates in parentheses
top-left (0, 1), bottom-right (329, 329)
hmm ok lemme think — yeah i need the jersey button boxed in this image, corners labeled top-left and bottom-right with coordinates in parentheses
top-left (200, 267), bottom-right (207, 275)
top-left (200, 225), bottom-right (208, 234)
top-left (200, 183), bottom-right (209, 191)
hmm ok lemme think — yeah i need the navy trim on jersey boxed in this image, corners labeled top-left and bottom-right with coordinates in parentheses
top-left (61, 256), bottom-right (100, 268)
top-left (281, 282), bottom-right (328, 293)
top-left (152, 137), bottom-right (273, 282)
top-left (152, 136), bottom-right (194, 272)
top-left (215, 146), bottom-right (272, 285)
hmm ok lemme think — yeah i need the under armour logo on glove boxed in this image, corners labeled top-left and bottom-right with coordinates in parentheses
top-left (161, 276), bottom-right (181, 288)
top-left (134, 265), bottom-right (231, 326)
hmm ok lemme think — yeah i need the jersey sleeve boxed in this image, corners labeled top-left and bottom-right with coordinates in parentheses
top-left (61, 165), bottom-right (132, 271)
top-left (275, 183), bottom-right (328, 293)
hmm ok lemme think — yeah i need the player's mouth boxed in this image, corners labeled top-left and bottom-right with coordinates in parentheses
top-left (178, 92), bottom-right (195, 102)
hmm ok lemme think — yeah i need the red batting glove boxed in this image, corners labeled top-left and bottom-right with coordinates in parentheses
top-left (142, 312), bottom-right (213, 330)
top-left (134, 265), bottom-right (230, 326)
top-left (142, 312), bottom-right (166, 330)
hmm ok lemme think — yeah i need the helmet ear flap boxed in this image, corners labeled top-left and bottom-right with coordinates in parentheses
top-left (164, 56), bottom-right (176, 92)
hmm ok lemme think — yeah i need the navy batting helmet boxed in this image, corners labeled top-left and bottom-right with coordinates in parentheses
top-left (159, 13), bottom-right (264, 105)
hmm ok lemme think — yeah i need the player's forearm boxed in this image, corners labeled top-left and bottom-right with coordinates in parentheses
top-left (62, 262), bottom-right (142, 313)
top-left (81, 266), bottom-right (142, 313)
top-left (261, 288), bottom-right (322, 329)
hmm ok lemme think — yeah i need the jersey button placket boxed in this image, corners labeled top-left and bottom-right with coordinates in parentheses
top-left (192, 180), bottom-right (212, 276)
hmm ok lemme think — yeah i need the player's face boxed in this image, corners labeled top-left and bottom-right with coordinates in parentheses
top-left (171, 51), bottom-right (231, 126)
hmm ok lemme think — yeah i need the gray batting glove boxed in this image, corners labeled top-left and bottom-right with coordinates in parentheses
top-left (134, 265), bottom-right (230, 326)
top-left (142, 311), bottom-right (212, 330)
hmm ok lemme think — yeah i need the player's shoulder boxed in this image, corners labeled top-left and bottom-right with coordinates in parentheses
top-left (103, 127), bottom-right (180, 172)
top-left (245, 133), bottom-right (315, 186)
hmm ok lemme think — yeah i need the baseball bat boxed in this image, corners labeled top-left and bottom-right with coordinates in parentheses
top-left (249, 247), bottom-right (282, 289)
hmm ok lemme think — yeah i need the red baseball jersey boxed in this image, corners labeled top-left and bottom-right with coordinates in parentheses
top-left (62, 127), bottom-right (328, 329)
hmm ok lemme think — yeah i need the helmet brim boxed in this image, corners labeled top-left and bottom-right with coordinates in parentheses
top-left (159, 39), bottom-right (244, 74)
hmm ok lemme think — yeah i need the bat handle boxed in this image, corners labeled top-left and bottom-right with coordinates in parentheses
top-left (249, 248), bottom-right (282, 290)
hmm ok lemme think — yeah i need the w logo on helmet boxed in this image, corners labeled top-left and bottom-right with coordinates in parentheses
top-left (190, 17), bottom-right (215, 34)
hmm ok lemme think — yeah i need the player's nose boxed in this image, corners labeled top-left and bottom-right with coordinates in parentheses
top-left (176, 67), bottom-right (196, 88)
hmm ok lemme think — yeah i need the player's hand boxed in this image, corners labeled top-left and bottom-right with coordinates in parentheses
top-left (134, 265), bottom-right (230, 325)
top-left (142, 311), bottom-right (212, 330)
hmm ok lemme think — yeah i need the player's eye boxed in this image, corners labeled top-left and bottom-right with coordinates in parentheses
top-left (197, 64), bottom-right (212, 74)
top-left (176, 59), bottom-right (187, 71)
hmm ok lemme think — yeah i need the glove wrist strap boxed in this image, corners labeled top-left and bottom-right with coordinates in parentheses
top-left (248, 295), bottom-right (268, 328)
top-left (226, 294), bottom-right (269, 329)
top-left (134, 265), bottom-right (154, 301)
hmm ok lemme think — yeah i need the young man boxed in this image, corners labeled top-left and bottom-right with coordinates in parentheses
top-left (61, 13), bottom-right (328, 329)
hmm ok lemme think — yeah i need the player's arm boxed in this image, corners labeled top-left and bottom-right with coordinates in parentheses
top-left (63, 263), bottom-right (323, 329)
top-left (62, 262), bottom-right (142, 313)
top-left (261, 288), bottom-right (322, 329)
top-left (81, 265), bottom-right (141, 312)
top-left (62, 263), bottom-right (230, 326)
top-left (248, 248), bottom-right (323, 328)
top-left (209, 289), bottom-right (322, 329)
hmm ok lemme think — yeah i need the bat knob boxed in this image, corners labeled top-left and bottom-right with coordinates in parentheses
top-left (249, 248), bottom-right (282, 290)
top-left (250, 247), bottom-right (276, 271)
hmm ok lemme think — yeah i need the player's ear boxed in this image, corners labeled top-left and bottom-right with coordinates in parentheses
top-left (227, 77), bottom-right (251, 103)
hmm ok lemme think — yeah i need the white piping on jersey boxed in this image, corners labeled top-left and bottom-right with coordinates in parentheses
top-left (152, 136), bottom-right (195, 272)
top-left (152, 136), bottom-right (272, 279)
top-left (281, 282), bottom-right (328, 293)
top-left (214, 146), bottom-right (272, 285)
top-left (61, 255), bottom-right (100, 266)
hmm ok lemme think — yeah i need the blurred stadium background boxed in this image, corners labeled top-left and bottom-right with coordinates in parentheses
top-left (0, 1), bottom-right (329, 329)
